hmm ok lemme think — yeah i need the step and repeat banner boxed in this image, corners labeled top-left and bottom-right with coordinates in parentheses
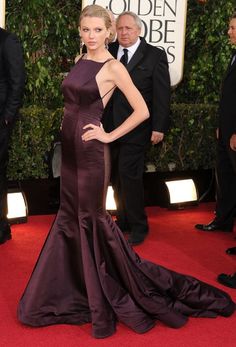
top-left (0, 0), bottom-right (5, 28)
top-left (82, 0), bottom-right (188, 87)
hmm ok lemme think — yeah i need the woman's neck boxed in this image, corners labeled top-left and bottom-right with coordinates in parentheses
top-left (86, 47), bottom-right (110, 62)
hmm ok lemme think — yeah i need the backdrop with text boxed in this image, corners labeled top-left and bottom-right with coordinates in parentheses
top-left (82, 0), bottom-right (187, 87)
top-left (0, 0), bottom-right (5, 28)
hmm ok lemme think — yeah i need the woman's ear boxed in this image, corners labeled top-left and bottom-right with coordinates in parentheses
top-left (106, 29), bottom-right (111, 39)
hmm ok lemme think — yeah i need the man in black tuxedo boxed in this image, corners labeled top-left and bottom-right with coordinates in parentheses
top-left (0, 27), bottom-right (25, 244)
top-left (195, 12), bottom-right (236, 236)
top-left (103, 11), bottom-right (171, 245)
top-left (212, 12), bottom-right (236, 289)
top-left (196, 12), bottom-right (236, 288)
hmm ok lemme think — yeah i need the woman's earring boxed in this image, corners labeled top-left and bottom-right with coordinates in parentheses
top-left (105, 38), bottom-right (109, 50)
top-left (79, 38), bottom-right (84, 50)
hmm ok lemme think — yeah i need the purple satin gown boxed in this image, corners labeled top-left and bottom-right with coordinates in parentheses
top-left (17, 58), bottom-right (235, 338)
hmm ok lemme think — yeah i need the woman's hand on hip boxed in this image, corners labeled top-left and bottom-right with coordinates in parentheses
top-left (82, 123), bottom-right (111, 143)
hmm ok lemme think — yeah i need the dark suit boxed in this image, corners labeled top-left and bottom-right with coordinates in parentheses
top-left (215, 51), bottom-right (236, 226)
top-left (103, 38), bottom-right (170, 238)
top-left (0, 28), bottom-right (25, 231)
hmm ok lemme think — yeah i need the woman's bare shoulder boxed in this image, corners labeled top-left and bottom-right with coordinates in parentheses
top-left (107, 58), bottom-right (124, 73)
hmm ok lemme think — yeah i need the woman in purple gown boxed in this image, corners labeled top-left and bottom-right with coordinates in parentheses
top-left (18, 5), bottom-right (235, 339)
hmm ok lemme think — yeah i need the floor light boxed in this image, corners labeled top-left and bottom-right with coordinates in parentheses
top-left (165, 178), bottom-right (198, 209)
top-left (7, 189), bottom-right (28, 224)
top-left (106, 185), bottom-right (117, 214)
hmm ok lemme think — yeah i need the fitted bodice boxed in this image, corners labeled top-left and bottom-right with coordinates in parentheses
top-left (62, 58), bottom-right (111, 121)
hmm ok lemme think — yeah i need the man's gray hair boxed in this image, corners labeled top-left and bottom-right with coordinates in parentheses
top-left (117, 11), bottom-right (142, 30)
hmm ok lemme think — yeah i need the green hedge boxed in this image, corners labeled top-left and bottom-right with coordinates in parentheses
top-left (7, 104), bottom-right (218, 180)
top-left (6, 0), bottom-right (80, 108)
top-left (173, 0), bottom-right (235, 103)
top-left (8, 106), bottom-right (62, 180)
top-left (146, 103), bottom-right (218, 171)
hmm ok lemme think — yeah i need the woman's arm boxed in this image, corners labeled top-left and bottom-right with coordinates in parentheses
top-left (82, 60), bottom-right (149, 143)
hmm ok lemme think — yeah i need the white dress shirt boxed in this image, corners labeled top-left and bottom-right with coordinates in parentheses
top-left (117, 38), bottom-right (141, 63)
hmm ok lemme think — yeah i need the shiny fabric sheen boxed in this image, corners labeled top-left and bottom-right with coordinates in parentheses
top-left (17, 58), bottom-right (235, 339)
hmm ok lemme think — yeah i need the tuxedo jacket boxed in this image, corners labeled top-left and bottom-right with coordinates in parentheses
top-left (0, 28), bottom-right (25, 123)
top-left (102, 38), bottom-right (171, 144)
top-left (218, 50), bottom-right (236, 142)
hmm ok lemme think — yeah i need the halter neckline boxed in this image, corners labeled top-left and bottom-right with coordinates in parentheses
top-left (81, 54), bottom-right (114, 64)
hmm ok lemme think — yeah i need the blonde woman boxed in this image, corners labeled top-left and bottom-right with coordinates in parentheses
top-left (18, 4), bottom-right (235, 339)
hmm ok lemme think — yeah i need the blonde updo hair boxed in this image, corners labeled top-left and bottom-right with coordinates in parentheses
top-left (79, 4), bottom-right (112, 32)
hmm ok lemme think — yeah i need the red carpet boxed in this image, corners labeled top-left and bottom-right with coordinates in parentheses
top-left (1, 203), bottom-right (236, 347)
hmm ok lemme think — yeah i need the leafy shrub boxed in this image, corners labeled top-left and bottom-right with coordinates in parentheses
top-left (146, 103), bottom-right (218, 171)
top-left (6, 0), bottom-right (81, 108)
top-left (173, 0), bottom-right (235, 103)
top-left (8, 106), bottom-right (62, 179)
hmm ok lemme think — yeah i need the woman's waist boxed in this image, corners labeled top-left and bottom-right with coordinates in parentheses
top-left (64, 103), bottom-right (102, 120)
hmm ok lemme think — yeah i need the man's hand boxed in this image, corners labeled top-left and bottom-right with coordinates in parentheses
top-left (151, 131), bottom-right (164, 145)
top-left (230, 134), bottom-right (236, 151)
